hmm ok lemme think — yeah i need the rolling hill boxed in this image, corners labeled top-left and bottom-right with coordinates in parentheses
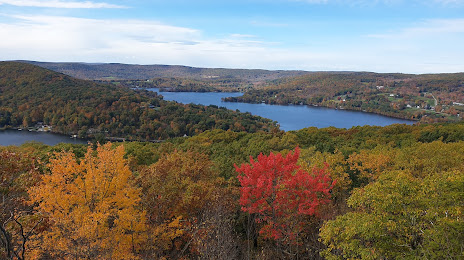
top-left (0, 61), bottom-right (276, 140)
top-left (19, 60), bottom-right (311, 82)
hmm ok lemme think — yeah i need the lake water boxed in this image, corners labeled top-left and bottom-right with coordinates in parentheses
top-left (149, 88), bottom-right (414, 131)
top-left (0, 130), bottom-right (87, 146)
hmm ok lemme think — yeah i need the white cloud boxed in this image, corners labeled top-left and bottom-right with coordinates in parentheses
top-left (229, 34), bottom-right (257, 38)
top-left (0, 0), bottom-right (126, 8)
top-left (0, 14), bottom-right (463, 73)
top-left (0, 15), bottom-right (271, 67)
top-left (361, 19), bottom-right (464, 72)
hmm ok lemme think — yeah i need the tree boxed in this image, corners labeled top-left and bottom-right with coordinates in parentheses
top-left (235, 147), bottom-right (334, 243)
top-left (191, 185), bottom-right (242, 260)
top-left (347, 146), bottom-right (396, 185)
top-left (0, 149), bottom-right (41, 260)
top-left (300, 147), bottom-right (351, 205)
top-left (28, 143), bottom-right (146, 259)
top-left (137, 150), bottom-right (221, 258)
top-left (320, 169), bottom-right (464, 259)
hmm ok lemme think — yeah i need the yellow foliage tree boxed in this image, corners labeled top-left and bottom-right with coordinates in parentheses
top-left (347, 146), bottom-right (396, 182)
top-left (28, 143), bottom-right (146, 259)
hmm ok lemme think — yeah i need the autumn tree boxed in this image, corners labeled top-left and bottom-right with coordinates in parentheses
top-left (320, 169), bottom-right (464, 259)
top-left (0, 149), bottom-right (41, 260)
top-left (300, 147), bottom-right (351, 205)
top-left (191, 183), bottom-right (242, 260)
top-left (347, 145), bottom-right (396, 185)
top-left (27, 143), bottom-right (146, 259)
top-left (138, 150), bottom-right (223, 259)
top-left (235, 147), bottom-right (334, 249)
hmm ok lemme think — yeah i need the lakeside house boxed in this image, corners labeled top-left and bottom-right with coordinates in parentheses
top-left (34, 122), bottom-right (52, 132)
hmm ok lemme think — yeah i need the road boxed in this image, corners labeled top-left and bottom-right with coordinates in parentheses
top-left (425, 92), bottom-right (438, 107)
top-left (430, 93), bottom-right (438, 107)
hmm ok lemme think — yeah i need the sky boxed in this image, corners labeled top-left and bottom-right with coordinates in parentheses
top-left (0, 0), bottom-right (463, 73)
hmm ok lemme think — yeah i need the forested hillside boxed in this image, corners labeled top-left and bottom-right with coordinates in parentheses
top-left (0, 62), bottom-right (276, 140)
top-left (1, 122), bottom-right (463, 259)
top-left (225, 72), bottom-right (464, 123)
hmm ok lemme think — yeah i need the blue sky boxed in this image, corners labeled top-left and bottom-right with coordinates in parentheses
top-left (0, 0), bottom-right (463, 73)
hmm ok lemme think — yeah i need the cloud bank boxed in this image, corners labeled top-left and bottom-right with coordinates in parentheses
top-left (0, 0), bottom-right (126, 9)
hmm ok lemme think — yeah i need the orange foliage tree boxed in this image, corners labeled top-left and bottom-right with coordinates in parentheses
top-left (28, 143), bottom-right (146, 259)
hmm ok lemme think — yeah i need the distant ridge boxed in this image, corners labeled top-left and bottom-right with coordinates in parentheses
top-left (17, 60), bottom-right (312, 81)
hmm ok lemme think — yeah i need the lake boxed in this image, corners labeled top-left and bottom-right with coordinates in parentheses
top-left (0, 129), bottom-right (87, 146)
top-left (149, 88), bottom-right (414, 131)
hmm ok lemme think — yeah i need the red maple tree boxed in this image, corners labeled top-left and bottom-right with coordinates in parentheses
top-left (235, 147), bottom-right (334, 241)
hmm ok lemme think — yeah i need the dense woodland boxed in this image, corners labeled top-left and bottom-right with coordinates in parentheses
top-left (0, 62), bottom-right (276, 140)
top-left (1, 122), bottom-right (464, 259)
top-left (1, 61), bottom-right (463, 259)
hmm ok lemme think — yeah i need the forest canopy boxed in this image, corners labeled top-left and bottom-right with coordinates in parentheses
top-left (1, 121), bottom-right (463, 259)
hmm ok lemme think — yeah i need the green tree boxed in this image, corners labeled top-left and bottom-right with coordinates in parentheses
top-left (320, 169), bottom-right (464, 259)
